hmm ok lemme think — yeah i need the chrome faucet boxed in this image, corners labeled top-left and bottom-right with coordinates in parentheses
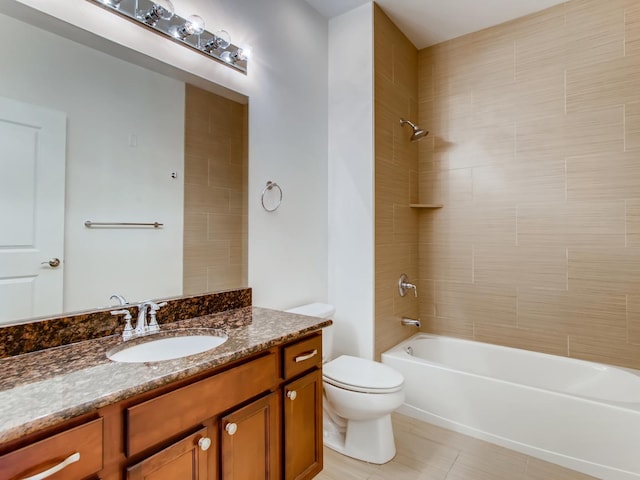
top-left (110, 294), bottom-right (128, 306)
top-left (135, 302), bottom-right (152, 336)
top-left (111, 300), bottom-right (167, 340)
top-left (398, 274), bottom-right (418, 297)
top-left (135, 300), bottom-right (168, 336)
top-left (401, 317), bottom-right (421, 328)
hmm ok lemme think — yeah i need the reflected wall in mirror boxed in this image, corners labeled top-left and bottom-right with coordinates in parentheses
top-left (0, 11), bottom-right (248, 324)
top-left (183, 85), bottom-right (248, 295)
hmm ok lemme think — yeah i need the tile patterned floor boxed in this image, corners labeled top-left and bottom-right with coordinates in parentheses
top-left (315, 413), bottom-right (598, 480)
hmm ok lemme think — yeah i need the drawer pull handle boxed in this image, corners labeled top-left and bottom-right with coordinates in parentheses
top-left (225, 422), bottom-right (238, 436)
top-left (198, 437), bottom-right (212, 451)
top-left (287, 390), bottom-right (297, 401)
top-left (294, 349), bottom-right (318, 363)
top-left (20, 452), bottom-right (80, 480)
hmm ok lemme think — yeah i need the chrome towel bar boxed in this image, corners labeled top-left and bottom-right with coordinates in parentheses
top-left (84, 221), bottom-right (164, 228)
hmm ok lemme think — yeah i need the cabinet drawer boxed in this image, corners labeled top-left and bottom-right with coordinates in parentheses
top-left (283, 334), bottom-right (322, 379)
top-left (0, 418), bottom-right (103, 480)
top-left (126, 352), bottom-right (278, 457)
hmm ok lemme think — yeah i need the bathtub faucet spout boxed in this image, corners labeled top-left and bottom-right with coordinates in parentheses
top-left (401, 317), bottom-right (421, 328)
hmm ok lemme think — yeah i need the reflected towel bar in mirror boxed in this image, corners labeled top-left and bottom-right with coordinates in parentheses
top-left (84, 221), bottom-right (164, 228)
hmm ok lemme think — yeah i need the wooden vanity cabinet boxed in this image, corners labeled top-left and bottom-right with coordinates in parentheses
top-left (282, 334), bottom-right (323, 480)
top-left (0, 332), bottom-right (325, 480)
top-left (283, 369), bottom-right (323, 480)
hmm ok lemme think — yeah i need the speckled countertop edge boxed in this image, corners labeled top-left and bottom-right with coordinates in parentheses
top-left (0, 307), bottom-right (331, 444)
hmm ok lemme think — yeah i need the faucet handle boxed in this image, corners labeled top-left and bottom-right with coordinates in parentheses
top-left (111, 309), bottom-right (134, 341)
top-left (147, 302), bottom-right (167, 333)
top-left (398, 274), bottom-right (418, 297)
top-left (149, 301), bottom-right (167, 312)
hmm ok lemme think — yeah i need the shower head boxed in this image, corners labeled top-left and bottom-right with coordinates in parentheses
top-left (400, 118), bottom-right (429, 142)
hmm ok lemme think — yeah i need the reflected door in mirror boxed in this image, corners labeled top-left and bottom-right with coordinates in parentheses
top-left (0, 97), bottom-right (66, 323)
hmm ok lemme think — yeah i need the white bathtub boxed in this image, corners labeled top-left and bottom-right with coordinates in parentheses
top-left (381, 333), bottom-right (640, 480)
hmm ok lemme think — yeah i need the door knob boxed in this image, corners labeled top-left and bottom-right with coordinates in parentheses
top-left (225, 423), bottom-right (238, 436)
top-left (41, 258), bottom-right (61, 268)
top-left (287, 390), bottom-right (297, 401)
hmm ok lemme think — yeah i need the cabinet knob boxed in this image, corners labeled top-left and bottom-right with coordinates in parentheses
top-left (225, 422), bottom-right (238, 436)
top-left (198, 437), bottom-right (212, 451)
top-left (287, 390), bottom-right (297, 401)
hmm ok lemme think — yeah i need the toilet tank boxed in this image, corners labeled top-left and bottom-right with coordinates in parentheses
top-left (286, 303), bottom-right (335, 361)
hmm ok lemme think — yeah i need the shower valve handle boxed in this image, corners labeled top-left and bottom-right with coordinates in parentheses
top-left (398, 274), bottom-right (418, 297)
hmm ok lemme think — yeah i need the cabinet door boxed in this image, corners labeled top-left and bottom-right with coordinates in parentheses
top-left (127, 427), bottom-right (211, 480)
top-left (220, 392), bottom-right (280, 479)
top-left (284, 369), bottom-right (323, 480)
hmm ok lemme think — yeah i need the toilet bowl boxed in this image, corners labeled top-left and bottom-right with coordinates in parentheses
top-left (286, 303), bottom-right (405, 464)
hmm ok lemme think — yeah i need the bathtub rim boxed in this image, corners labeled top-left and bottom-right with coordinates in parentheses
top-left (382, 332), bottom-right (640, 412)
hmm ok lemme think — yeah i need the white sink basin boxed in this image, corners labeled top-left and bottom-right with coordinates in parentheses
top-left (107, 330), bottom-right (228, 363)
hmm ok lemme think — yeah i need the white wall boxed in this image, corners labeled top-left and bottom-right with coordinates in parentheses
top-left (0, 12), bottom-right (184, 312)
top-left (8, 0), bottom-right (329, 310)
top-left (327, 4), bottom-right (374, 360)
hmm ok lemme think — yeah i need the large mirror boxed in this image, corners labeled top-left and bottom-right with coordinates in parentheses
top-left (0, 7), bottom-right (248, 324)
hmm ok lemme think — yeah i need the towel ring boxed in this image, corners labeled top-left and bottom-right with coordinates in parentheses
top-left (261, 181), bottom-right (283, 212)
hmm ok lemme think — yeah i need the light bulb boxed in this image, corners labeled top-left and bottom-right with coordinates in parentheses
top-left (203, 30), bottom-right (231, 53)
top-left (238, 45), bottom-right (252, 61)
top-left (221, 45), bottom-right (252, 65)
top-left (173, 14), bottom-right (205, 39)
top-left (214, 30), bottom-right (231, 50)
top-left (184, 15), bottom-right (205, 35)
top-left (141, 0), bottom-right (174, 25)
top-left (220, 51), bottom-right (234, 64)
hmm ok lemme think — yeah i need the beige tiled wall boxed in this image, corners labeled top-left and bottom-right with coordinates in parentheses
top-left (183, 84), bottom-right (248, 295)
top-left (418, 0), bottom-right (640, 369)
top-left (374, 5), bottom-right (420, 358)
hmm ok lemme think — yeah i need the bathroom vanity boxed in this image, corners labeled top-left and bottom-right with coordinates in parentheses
top-left (0, 303), bottom-right (329, 480)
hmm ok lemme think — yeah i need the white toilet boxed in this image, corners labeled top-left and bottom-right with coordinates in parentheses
top-left (286, 303), bottom-right (405, 464)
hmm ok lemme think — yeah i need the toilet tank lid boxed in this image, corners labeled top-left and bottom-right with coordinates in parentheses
top-left (285, 303), bottom-right (335, 318)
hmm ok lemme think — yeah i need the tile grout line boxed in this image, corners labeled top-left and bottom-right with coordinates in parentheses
top-left (626, 294), bottom-right (629, 343)
top-left (625, 199), bottom-right (628, 247)
top-left (515, 205), bottom-right (519, 247)
top-left (564, 68), bottom-right (567, 115)
top-left (623, 103), bottom-right (627, 153)
top-left (444, 451), bottom-right (462, 479)
top-left (566, 247), bottom-right (569, 291)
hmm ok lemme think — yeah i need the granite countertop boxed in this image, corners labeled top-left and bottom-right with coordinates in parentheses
top-left (0, 306), bottom-right (331, 444)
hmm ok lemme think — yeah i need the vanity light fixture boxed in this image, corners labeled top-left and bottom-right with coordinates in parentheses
top-left (87, 0), bottom-right (249, 74)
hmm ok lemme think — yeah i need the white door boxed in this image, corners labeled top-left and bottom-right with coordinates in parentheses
top-left (0, 97), bottom-right (66, 323)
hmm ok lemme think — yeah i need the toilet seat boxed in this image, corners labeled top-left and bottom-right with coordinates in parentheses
top-left (323, 355), bottom-right (404, 394)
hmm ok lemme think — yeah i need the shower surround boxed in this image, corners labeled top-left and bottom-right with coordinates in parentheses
top-left (373, 0), bottom-right (640, 369)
